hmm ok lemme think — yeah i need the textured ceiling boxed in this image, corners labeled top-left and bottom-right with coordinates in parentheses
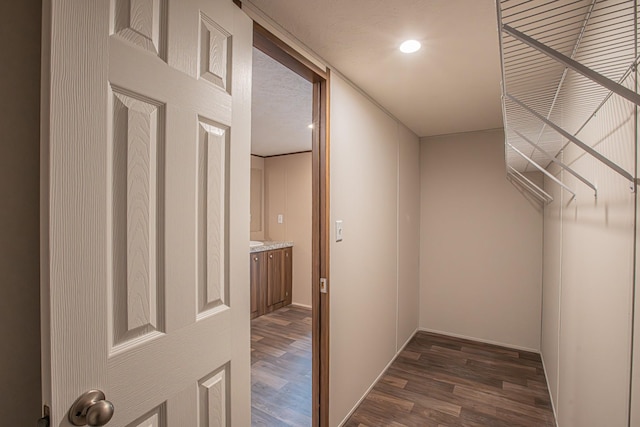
top-left (251, 47), bottom-right (313, 157)
top-left (245, 0), bottom-right (504, 137)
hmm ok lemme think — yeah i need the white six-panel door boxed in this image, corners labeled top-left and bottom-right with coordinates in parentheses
top-left (41, 0), bottom-right (252, 425)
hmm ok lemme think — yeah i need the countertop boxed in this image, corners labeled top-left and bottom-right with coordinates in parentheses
top-left (250, 241), bottom-right (294, 253)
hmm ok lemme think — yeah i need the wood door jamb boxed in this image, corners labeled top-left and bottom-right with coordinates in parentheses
top-left (250, 20), bottom-right (330, 427)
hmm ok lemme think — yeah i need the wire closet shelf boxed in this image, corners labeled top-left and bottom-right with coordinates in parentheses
top-left (497, 0), bottom-right (640, 203)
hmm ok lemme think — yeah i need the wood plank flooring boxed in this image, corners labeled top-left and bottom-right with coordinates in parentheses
top-left (345, 332), bottom-right (556, 427)
top-left (251, 305), bottom-right (312, 427)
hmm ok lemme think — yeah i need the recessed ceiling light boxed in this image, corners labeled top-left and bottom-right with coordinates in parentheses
top-left (399, 39), bottom-right (421, 54)
top-left (308, 124), bottom-right (314, 129)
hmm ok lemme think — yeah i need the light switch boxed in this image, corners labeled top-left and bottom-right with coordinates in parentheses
top-left (277, 214), bottom-right (284, 224)
top-left (335, 220), bottom-right (343, 242)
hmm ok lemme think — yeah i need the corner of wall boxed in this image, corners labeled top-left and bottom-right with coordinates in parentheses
top-left (418, 129), bottom-right (543, 351)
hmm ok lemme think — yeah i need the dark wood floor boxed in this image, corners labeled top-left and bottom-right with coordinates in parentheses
top-left (251, 305), bottom-right (312, 427)
top-left (345, 332), bottom-right (556, 427)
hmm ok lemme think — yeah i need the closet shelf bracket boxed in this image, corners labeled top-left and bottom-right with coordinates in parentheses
top-left (502, 24), bottom-right (640, 108)
top-left (507, 167), bottom-right (553, 204)
top-left (512, 129), bottom-right (597, 198)
top-left (508, 143), bottom-right (576, 199)
top-left (506, 93), bottom-right (634, 185)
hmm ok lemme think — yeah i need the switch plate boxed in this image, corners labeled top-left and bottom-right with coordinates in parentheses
top-left (335, 220), bottom-right (343, 242)
top-left (277, 214), bottom-right (283, 224)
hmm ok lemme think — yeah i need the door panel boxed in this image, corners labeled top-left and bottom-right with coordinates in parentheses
top-left (109, 86), bottom-right (166, 351)
top-left (41, 1), bottom-right (252, 426)
top-left (196, 118), bottom-right (230, 318)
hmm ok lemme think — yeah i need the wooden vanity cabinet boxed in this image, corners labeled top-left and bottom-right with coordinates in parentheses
top-left (266, 249), bottom-right (284, 309)
top-left (250, 247), bottom-right (292, 319)
top-left (284, 247), bottom-right (292, 306)
top-left (250, 251), bottom-right (267, 319)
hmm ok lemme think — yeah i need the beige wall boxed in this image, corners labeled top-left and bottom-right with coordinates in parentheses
top-left (264, 152), bottom-right (313, 307)
top-left (0, 1), bottom-right (42, 424)
top-left (634, 103), bottom-right (640, 426)
top-left (419, 129), bottom-right (543, 351)
top-left (397, 124), bottom-right (421, 349)
top-left (541, 164), bottom-right (562, 411)
top-left (541, 74), bottom-right (636, 426)
top-left (329, 74), bottom-right (420, 426)
top-left (250, 155), bottom-right (265, 241)
top-left (634, 96), bottom-right (640, 427)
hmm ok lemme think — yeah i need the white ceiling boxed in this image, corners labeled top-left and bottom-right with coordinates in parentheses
top-left (245, 0), bottom-right (504, 138)
top-left (251, 48), bottom-right (313, 157)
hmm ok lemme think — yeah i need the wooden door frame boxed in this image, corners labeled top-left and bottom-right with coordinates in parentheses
top-left (252, 21), bottom-right (330, 427)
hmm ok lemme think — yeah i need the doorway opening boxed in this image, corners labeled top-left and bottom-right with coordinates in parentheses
top-left (249, 22), bottom-right (330, 427)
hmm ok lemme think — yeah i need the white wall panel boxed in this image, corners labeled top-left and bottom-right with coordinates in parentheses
top-left (419, 129), bottom-right (543, 351)
top-left (397, 124), bottom-right (421, 350)
top-left (633, 90), bottom-right (640, 427)
top-left (329, 74), bottom-right (420, 426)
top-left (541, 163), bottom-right (562, 412)
top-left (541, 75), bottom-right (636, 427)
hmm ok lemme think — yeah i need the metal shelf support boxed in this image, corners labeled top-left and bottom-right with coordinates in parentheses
top-left (502, 24), bottom-right (640, 108)
top-left (508, 143), bottom-right (577, 198)
top-left (512, 129), bottom-right (597, 198)
top-left (507, 167), bottom-right (554, 203)
top-left (507, 93), bottom-right (635, 183)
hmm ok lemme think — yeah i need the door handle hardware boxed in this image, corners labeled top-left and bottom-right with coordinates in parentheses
top-left (69, 390), bottom-right (114, 426)
top-left (37, 405), bottom-right (50, 427)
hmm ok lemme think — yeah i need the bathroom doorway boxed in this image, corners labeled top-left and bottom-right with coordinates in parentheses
top-left (249, 22), bottom-right (329, 427)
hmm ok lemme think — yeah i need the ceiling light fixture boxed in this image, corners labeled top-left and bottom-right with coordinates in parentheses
top-left (399, 39), bottom-right (421, 54)
top-left (308, 124), bottom-right (314, 129)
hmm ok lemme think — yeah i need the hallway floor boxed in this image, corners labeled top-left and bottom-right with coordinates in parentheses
top-left (251, 305), bottom-right (312, 426)
top-left (345, 332), bottom-right (556, 427)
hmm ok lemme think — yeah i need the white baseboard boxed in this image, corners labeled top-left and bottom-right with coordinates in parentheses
top-left (540, 353), bottom-right (559, 426)
top-left (417, 327), bottom-right (540, 354)
top-left (398, 327), bottom-right (419, 353)
top-left (338, 327), bottom-right (420, 427)
top-left (289, 302), bottom-right (312, 309)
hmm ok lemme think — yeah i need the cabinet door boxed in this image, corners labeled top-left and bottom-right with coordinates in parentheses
top-left (267, 249), bottom-right (285, 308)
top-left (250, 252), bottom-right (266, 318)
top-left (284, 247), bottom-right (293, 305)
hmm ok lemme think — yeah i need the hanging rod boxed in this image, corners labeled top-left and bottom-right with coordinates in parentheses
top-left (507, 167), bottom-right (554, 203)
top-left (512, 129), bottom-right (597, 197)
top-left (506, 93), bottom-right (635, 184)
top-left (507, 173), bottom-right (552, 204)
top-left (508, 143), bottom-right (577, 198)
top-left (507, 171), bottom-right (553, 204)
top-left (502, 23), bottom-right (640, 107)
